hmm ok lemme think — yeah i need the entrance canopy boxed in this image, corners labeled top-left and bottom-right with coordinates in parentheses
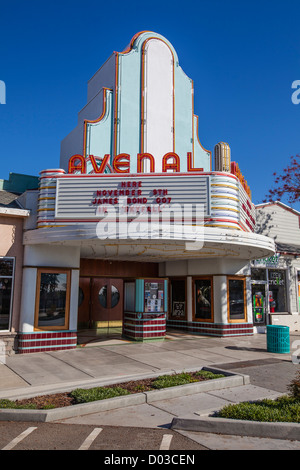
top-left (23, 224), bottom-right (275, 262)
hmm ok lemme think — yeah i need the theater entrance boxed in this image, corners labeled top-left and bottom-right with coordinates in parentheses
top-left (77, 277), bottom-right (124, 343)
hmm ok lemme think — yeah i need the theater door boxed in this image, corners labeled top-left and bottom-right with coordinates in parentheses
top-left (78, 277), bottom-right (124, 339)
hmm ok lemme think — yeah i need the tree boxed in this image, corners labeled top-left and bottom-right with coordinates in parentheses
top-left (264, 154), bottom-right (300, 204)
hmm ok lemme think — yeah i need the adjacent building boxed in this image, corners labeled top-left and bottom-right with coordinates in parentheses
top-left (251, 201), bottom-right (300, 332)
top-left (0, 173), bottom-right (38, 354)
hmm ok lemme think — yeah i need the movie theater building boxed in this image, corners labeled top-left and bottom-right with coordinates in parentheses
top-left (17, 31), bottom-right (275, 353)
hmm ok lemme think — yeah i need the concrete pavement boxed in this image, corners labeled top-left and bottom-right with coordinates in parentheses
top-left (1, 330), bottom-right (300, 449)
top-left (1, 330), bottom-right (299, 398)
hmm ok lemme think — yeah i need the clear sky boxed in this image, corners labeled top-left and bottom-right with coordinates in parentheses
top-left (1, 0), bottom-right (300, 210)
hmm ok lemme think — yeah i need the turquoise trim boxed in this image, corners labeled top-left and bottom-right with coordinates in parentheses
top-left (85, 89), bottom-right (113, 164)
top-left (117, 54), bottom-right (141, 166)
top-left (135, 279), bottom-right (144, 312)
top-left (19, 336), bottom-right (77, 343)
top-left (18, 343), bottom-right (77, 350)
top-left (18, 330), bottom-right (77, 334)
top-left (164, 279), bottom-right (168, 312)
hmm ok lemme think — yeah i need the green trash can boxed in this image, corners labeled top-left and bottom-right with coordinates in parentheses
top-left (266, 325), bottom-right (290, 353)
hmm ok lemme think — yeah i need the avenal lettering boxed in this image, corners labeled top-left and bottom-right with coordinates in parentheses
top-left (68, 152), bottom-right (204, 174)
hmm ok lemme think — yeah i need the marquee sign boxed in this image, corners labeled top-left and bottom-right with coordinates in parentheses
top-left (55, 173), bottom-right (211, 220)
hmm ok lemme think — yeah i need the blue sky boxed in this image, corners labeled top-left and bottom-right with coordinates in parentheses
top-left (1, 0), bottom-right (300, 210)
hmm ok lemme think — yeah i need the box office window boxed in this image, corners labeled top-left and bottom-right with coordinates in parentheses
top-left (0, 257), bottom-right (14, 331)
top-left (124, 282), bottom-right (135, 312)
top-left (35, 269), bottom-right (70, 330)
top-left (228, 277), bottom-right (246, 322)
top-left (194, 278), bottom-right (213, 321)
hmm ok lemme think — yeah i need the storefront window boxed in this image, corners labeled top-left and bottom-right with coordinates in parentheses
top-left (228, 277), bottom-right (246, 321)
top-left (194, 278), bottom-right (213, 321)
top-left (251, 268), bottom-right (267, 281)
top-left (0, 257), bottom-right (14, 331)
top-left (170, 279), bottom-right (186, 318)
top-left (35, 269), bottom-right (70, 330)
top-left (268, 269), bottom-right (287, 312)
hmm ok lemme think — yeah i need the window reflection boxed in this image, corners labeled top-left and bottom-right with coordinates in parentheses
top-left (98, 285), bottom-right (120, 308)
top-left (0, 278), bottom-right (12, 330)
top-left (37, 272), bottom-right (68, 327)
top-left (99, 285), bottom-right (107, 308)
top-left (195, 279), bottom-right (212, 320)
top-left (111, 285), bottom-right (120, 308)
top-left (0, 257), bottom-right (14, 331)
top-left (228, 279), bottom-right (245, 320)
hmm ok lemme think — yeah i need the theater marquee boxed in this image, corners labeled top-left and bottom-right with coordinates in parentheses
top-left (55, 173), bottom-right (211, 220)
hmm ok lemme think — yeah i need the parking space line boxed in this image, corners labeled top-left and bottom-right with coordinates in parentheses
top-left (2, 426), bottom-right (38, 450)
top-left (78, 427), bottom-right (103, 450)
top-left (159, 434), bottom-right (173, 450)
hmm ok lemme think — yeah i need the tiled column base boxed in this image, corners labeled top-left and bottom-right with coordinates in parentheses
top-left (18, 331), bottom-right (77, 354)
top-left (167, 320), bottom-right (253, 337)
top-left (123, 312), bottom-right (166, 340)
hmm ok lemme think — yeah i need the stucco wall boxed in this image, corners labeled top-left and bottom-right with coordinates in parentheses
top-left (0, 216), bottom-right (25, 332)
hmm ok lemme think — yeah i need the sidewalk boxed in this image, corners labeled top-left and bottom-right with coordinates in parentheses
top-left (1, 330), bottom-right (300, 449)
top-left (1, 330), bottom-right (299, 399)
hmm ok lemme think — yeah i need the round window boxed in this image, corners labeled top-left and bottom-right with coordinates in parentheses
top-left (98, 285), bottom-right (108, 308)
top-left (111, 285), bottom-right (120, 308)
top-left (98, 284), bottom-right (120, 308)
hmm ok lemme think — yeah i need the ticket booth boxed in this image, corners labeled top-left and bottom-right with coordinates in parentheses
top-left (123, 278), bottom-right (168, 341)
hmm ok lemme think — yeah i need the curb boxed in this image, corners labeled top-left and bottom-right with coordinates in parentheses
top-left (0, 367), bottom-right (248, 423)
top-left (171, 415), bottom-right (300, 441)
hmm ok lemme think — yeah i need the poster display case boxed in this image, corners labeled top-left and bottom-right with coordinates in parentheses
top-left (144, 280), bottom-right (165, 313)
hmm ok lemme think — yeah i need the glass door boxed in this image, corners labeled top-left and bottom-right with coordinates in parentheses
top-left (252, 283), bottom-right (267, 326)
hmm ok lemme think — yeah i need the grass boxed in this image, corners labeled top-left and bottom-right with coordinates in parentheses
top-left (0, 398), bottom-right (55, 410)
top-left (217, 395), bottom-right (300, 423)
top-left (151, 370), bottom-right (225, 389)
top-left (0, 369), bottom-right (225, 409)
top-left (70, 386), bottom-right (130, 404)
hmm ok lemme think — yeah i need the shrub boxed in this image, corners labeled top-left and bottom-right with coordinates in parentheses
top-left (217, 396), bottom-right (300, 423)
top-left (287, 370), bottom-right (300, 399)
top-left (152, 370), bottom-right (225, 389)
top-left (195, 370), bottom-right (225, 380)
top-left (0, 399), bottom-right (37, 410)
top-left (152, 373), bottom-right (197, 389)
top-left (70, 386), bottom-right (130, 404)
